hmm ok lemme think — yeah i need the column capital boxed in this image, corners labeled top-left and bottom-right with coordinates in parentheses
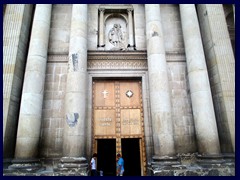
top-left (99, 8), bottom-right (105, 13)
top-left (127, 8), bottom-right (133, 13)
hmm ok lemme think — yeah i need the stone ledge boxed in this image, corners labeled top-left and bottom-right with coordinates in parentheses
top-left (152, 167), bottom-right (235, 176)
top-left (60, 157), bottom-right (87, 163)
top-left (8, 158), bottom-right (42, 173)
top-left (57, 163), bottom-right (88, 168)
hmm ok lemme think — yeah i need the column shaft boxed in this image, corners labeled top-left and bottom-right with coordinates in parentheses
top-left (145, 4), bottom-right (175, 156)
top-left (3, 4), bottom-right (33, 158)
top-left (180, 4), bottom-right (220, 155)
top-left (127, 8), bottom-right (134, 47)
top-left (197, 4), bottom-right (235, 152)
top-left (63, 4), bottom-right (88, 157)
top-left (99, 8), bottom-right (105, 47)
top-left (15, 4), bottom-right (52, 158)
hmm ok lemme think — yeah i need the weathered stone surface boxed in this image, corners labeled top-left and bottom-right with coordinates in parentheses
top-left (60, 157), bottom-right (87, 163)
top-left (149, 153), bottom-right (235, 176)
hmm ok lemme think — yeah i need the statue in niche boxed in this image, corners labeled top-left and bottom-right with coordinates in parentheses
top-left (108, 24), bottom-right (125, 50)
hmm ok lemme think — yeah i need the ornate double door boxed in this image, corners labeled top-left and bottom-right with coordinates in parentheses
top-left (92, 80), bottom-right (146, 176)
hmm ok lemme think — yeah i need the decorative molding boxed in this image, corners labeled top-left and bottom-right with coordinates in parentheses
top-left (47, 51), bottom-right (186, 69)
top-left (88, 50), bottom-right (147, 61)
top-left (88, 60), bottom-right (148, 70)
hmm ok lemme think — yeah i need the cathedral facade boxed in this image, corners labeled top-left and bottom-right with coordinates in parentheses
top-left (3, 4), bottom-right (235, 176)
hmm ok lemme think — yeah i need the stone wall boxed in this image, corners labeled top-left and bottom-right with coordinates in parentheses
top-left (168, 61), bottom-right (196, 153)
top-left (40, 58), bottom-right (68, 157)
top-left (41, 4), bottom-right (196, 158)
top-left (132, 4), bottom-right (146, 50)
top-left (48, 4), bottom-right (72, 54)
top-left (161, 4), bottom-right (184, 52)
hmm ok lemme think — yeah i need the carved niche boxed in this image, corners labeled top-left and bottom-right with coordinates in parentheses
top-left (98, 5), bottom-right (135, 51)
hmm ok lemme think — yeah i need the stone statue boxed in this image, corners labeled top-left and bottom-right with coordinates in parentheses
top-left (108, 24), bottom-right (124, 49)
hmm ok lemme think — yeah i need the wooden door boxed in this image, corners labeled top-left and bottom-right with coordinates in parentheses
top-left (92, 80), bottom-right (146, 175)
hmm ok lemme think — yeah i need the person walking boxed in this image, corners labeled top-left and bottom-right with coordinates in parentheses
top-left (90, 153), bottom-right (98, 176)
top-left (116, 153), bottom-right (124, 176)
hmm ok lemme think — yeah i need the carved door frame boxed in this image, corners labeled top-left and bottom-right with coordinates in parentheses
top-left (86, 73), bottom-right (150, 176)
top-left (86, 51), bottom-right (151, 176)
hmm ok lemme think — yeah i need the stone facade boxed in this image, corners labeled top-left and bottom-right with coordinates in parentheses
top-left (3, 4), bottom-right (235, 176)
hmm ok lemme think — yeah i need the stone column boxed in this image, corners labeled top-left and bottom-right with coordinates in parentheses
top-left (127, 8), bottom-right (134, 49)
top-left (180, 4), bottom-right (221, 155)
top-left (14, 4), bottom-right (52, 159)
top-left (3, 4), bottom-right (33, 159)
top-left (197, 4), bottom-right (235, 154)
top-left (58, 5), bottom-right (88, 175)
top-left (63, 4), bottom-right (88, 157)
top-left (98, 8), bottom-right (105, 48)
top-left (145, 4), bottom-right (175, 157)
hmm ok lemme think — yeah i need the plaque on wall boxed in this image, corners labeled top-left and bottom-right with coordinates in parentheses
top-left (94, 109), bottom-right (116, 136)
top-left (121, 109), bottom-right (141, 135)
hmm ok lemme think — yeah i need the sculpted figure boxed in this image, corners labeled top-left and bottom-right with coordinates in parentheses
top-left (108, 24), bottom-right (124, 49)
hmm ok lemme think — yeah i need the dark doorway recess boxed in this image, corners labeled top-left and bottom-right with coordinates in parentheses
top-left (121, 138), bottom-right (141, 176)
top-left (97, 139), bottom-right (116, 176)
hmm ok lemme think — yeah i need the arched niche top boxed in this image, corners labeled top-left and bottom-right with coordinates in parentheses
top-left (105, 13), bottom-right (128, 25)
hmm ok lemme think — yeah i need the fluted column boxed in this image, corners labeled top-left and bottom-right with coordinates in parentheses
top-left (180, 4), bottom-right (220, 155)
top-left (127, 8), bottom-right (134, 49)
top-left (98, 8), bottom-right (105, 47)
top-left (63, 4), bottom-right (88, 157)
top-left (197, 4), bottom-right (235, 153)
top-left (145, 4), bottom-right (175, 157)
top-left (3, 5), bottom-right (33, 159)
top-left (14, 4), bottom-right (52, 158)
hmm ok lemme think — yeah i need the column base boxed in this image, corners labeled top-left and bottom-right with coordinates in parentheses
top-left (148, 153), bottom-right (235, 176)
top-left (97, 44), bottom-right (105, 51)
top-left (3, 158), bottom-right (13, 169)
top-left (196, 154), bottom-right (225, 166)
top-left (55, 157), bottom-right (88, 176)
top-left (149, 155), bottom-right (180, 175)
top-left (222, 153), bottom-right (235, 163)
top-left (127, 44), bottom-right (136, 50)
top-left (6, 158), bottom-right (43, 174)
top-left (196, 153), bottom-right (235, 168)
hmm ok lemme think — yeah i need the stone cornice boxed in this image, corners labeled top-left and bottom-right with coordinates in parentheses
top-left (47, 51), bottom-right (186, 64)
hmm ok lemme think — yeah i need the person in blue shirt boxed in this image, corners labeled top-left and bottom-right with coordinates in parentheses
top-left (116, 153), bottom-right (124, 176)
top-left (90, 153), bottom-right (98, 176)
